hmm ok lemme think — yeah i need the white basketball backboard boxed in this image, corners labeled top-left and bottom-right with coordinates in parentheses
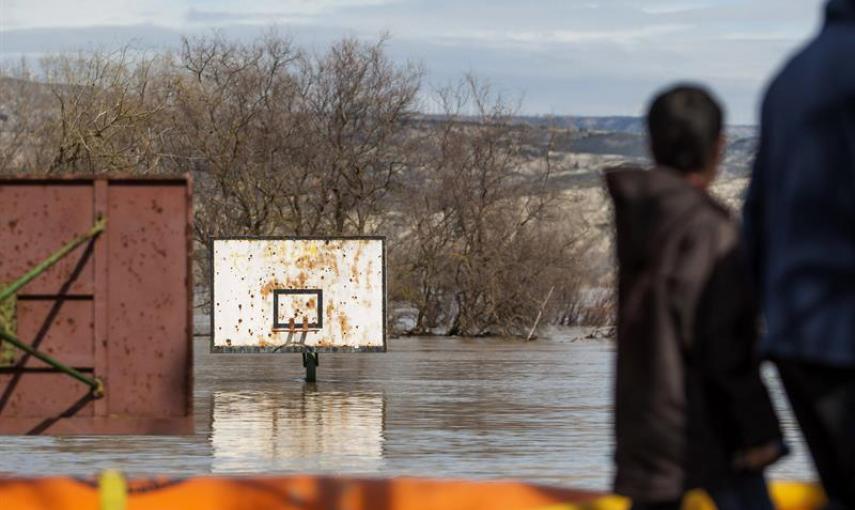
top-left (211, 237), bottom-right (386, 352)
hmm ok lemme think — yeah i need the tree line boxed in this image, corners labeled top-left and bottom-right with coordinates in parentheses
top-left (0, 33), bottom-right (611, 337)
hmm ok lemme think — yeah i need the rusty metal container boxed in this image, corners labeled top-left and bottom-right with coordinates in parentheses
top-left (0, 176), bottom-right (193, 435)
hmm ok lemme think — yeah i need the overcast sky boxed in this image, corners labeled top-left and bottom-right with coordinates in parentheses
top-left (0, 0), bottom-right (829, 124)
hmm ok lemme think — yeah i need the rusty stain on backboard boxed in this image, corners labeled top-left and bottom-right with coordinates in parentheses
top-left (0, 176), bottom-right (193, 435)
top-left (211, 238), bottom-right (386, 353)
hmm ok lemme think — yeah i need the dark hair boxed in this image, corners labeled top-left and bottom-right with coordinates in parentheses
top-left (647, 84), bottom-right (724, 173)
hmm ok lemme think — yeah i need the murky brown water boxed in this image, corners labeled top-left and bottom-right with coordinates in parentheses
top-left (0, 330), bottom-right (815, 490)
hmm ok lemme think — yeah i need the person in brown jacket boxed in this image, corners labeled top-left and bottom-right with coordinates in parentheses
top-left (606, 85), bottom-right (786, 510)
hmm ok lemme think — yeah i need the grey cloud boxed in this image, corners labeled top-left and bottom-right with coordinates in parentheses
top-left (185, 9), bottom-right (313, 25)
top-left (0, 24), bottom-right (183, 54)
top-left (185, 10), bottom-right (271, 24)
top-left (0, 0), bottom-right (831, 123)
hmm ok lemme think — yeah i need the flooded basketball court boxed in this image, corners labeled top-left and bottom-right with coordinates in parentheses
top-left (0, 330), bottom-right (815, 490)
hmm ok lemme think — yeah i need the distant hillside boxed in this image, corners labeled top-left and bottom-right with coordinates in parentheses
top-left (512, 115), bottom-right (755, 138)
top-left (413, 113), bottom-right (757, 178)
top-left (515, 115), bottom-right (645, 134)
top-left (418, 114), bottom-right (645, 133)
top-left (569, 131), bottom-right (647, 158)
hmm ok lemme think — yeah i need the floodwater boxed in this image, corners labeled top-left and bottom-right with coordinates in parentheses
top-left (0, 329), bottom-right (815, 490)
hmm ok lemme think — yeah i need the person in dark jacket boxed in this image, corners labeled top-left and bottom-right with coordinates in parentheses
top-left (743, 1), bottom-right (855, 508)
top-left (608, 85), bottom-right (785, 510)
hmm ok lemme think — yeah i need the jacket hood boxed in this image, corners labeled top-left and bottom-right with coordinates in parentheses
top-left (606, 167), bottom-right (719, 268)
top-left (827, 0), bottom-right (855, 23)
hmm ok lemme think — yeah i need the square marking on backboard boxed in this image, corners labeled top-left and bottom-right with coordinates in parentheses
top-left (273, 289), bottom-right (322, 330)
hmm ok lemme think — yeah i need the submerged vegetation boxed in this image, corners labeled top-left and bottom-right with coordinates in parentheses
top-left (0, 33), bottom-right (612, 337)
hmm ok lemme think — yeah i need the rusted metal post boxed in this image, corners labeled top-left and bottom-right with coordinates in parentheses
top-left (302, 348), bottom-right (318, 383)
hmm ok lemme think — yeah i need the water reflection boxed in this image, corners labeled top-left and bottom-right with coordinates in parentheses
top-left (0, 333), bottom-right (815, 488)
top-left (210, 387), bottom-right (385, 473)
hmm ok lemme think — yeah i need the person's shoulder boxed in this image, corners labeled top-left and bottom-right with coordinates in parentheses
top-left (764, 27), bottom-right (849, 107)
top-left (693, 193), bottom-right (739, 254)
top-left (763, 44), bottom-right (811, 106)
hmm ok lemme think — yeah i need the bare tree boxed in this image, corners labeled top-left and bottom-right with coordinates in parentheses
top-left (391, 76), bottom-right (587, 336)
top-left (0, 32), bottom-right (606, 335)
top-left (34, 48), bottom-right (171, 175)
top-left (295, 36), bottom-right (422, 235)
top-left (0, 61), bottom-right (50, 174)
top-left (171, 33), bottom-right (302, 241)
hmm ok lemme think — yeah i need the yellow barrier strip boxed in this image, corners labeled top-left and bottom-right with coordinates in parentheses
top-left (533, 483), bottom-right (825, 510)
top-left (99, 470), bottom-right (127, 510)
top-left (769, 482), bottom-right (826, 510)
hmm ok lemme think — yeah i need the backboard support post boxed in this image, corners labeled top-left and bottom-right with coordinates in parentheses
top-left (302, 349), bottom-right (319, 383)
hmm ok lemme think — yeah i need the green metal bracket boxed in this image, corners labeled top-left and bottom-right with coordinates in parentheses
top-left (0, 328), bottom-right (104, 397)
top-left (0, 216), bottom-right (107, 397)
top-left (0, 216), bottom-right (107, 304)
top-left (0, 290), bottom-right (15, 366)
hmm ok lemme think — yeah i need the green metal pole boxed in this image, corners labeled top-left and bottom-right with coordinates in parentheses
top-left (0, 216), bottom-right (107, 304)
top-left (0, 328), bottom-right (104, 398)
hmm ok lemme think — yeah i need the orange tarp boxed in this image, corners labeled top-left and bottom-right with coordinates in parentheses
top-left (0, 475), bottom-right (598, 510)
top-left (0, 475), bottom-right (825, 510)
